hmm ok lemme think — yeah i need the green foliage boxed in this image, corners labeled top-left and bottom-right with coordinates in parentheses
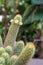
top-left (0, 0), bottom-right (4, 7)
top-left (18, 5), bottom-right (43, 41)
top-left (31, 0), bottom-right (43, 4)
top-left (25, 0), bottom-right (43, 4)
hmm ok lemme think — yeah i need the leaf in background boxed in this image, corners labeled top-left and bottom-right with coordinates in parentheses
top-left (22, 5), bottom-right (37, 25)
top-left (17, 4), bottom-right (25, 15)
top-left (36, 22), bottom-right (42, 29)
top-left (31, 0), bottom-right (43, 4)
top-left (30, 6), bottom-right (43, 21)
top-left (0, 0), bottom-right (4, 7)
top-left (7, 0), bottom-right (14, 8)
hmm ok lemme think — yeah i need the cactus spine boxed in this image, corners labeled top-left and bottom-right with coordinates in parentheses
top-left (14, 40), bottom-right (24, 56)
top-left (13, 42), bottom-right (35, 65)
top-left (4, 14), bottom-right (22, 47)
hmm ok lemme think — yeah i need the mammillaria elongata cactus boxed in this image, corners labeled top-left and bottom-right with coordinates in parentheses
top-left (0, 47), bottom-right (5, 55)
top-left (9, 55), bottom-right (18, 65)
top-left (0, 15), bottom-right (36, 65)
top-left (5, 46), bottom-right (12, 55)
top-left (0, 57), bottom-right (5, 65)
top-left (4, 14), bottom-right (22, 48)
top-left (14, 40), bottom-right (25, 56)
top-left (0, 42), bottom-right (35, 65)
top-left (1, 52), bottom-right (10, 65)
top-left (13, 42), bottom-right (35, 65)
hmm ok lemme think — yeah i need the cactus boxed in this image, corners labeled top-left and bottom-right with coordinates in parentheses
top-left (4, 14), bottom-right (22, 48)
top-left (0, 57), bottom-right (5, 65)
top-left (14, 40), bottom-right (24, 56)
top-left (0, 36), bottom-right (3, 47)
top-left (13, 42), bottom-right (35, 65)
top-left (0, 47), bottom-right (5, 55)
top-left (5, 46), bottom-right (12, 54)
top-left (1, 52), bottom-right (10, 65)
top-left (9, 55), bottom-right (17, 65)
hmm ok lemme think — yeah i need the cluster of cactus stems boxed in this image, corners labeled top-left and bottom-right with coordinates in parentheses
top-left (0, 42), bottom-right (35, 65)
top-left (13, 42), bottom-right (35, 65)
top-left (0, 14), bottom-right (35, 65)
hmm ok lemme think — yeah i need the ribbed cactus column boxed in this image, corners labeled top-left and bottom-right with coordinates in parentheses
top-left (14, 40), bottom-right (24, 56)
top-left (4, 14), bottom-right (22, 47)
top-left (0, 57), bottom-right (5, 65)
top-left (9, 55), bottom-right (18, 65)
top-left (13, 42), bottom-right (35, 65)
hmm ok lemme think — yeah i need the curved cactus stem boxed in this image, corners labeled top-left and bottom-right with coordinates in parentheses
top-left (9, 55), bottom-right (18, 65)
top-left (14, 40), bottom-right (25, 56)
top-left (4, 14), bottom-right (22, 48)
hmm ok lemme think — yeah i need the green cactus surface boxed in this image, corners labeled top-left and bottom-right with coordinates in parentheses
top-left (13, 42), bottom-right (35, 65)
top-left (1, 52), bottom-right (10, 65)
top-left (5, 46), bottom-right (12, 54)
top-left (4, 14), bottom-right (22, 48)
top-left (9, 55), bottom-right (17, 65)
top-left (14, 40), bottom-right (24, 56)
top-left (0, 47), bottom-right (5, 55)
top-left (0, 57), bottom-right (5, 65)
